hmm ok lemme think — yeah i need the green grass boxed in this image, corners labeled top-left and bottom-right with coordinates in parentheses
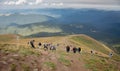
top-left (57, 51), bottom-right (71, 66)
top-left (43, 61), bottom-right (56, 70)
top-left (21, 64), bottom-right (30, 71)
top-left (0, 44), bottom-right (41, 56)
top-left (59, 51), bottom-right (69, 56)
top-left (0, 44), bottom-right (18, 53)
top-left (0, 34), bottom-right (15, 42)
top-left (71, 36), bottom-right (109, 54)
top-left (112, 54), bottom-right (120, 62)
top-left (81, 53), bottom-right (119, 71)
top-left (19, 48), bottom-right (40, 56)
top-left (58, 55), bottom-right (71, 66)
top-left (72, 36), bottom-right (120, 71)
top-left (10, 64), bottom-right (17, 71)
top-left (18, 47), bottom-right (35, 56)
top-left (112, 44), bottom-right (120, 54)
top-left (85, 58), bottom-right (118, 71)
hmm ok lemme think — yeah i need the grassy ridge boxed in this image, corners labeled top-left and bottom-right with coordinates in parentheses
top-left (0, 34), bottom-right (120, 71)
top-left (0, 34), bottom-right (16, 42)
top-left (112, 44), bottom-right (120, 54)
top-left (81, 53), bottom-right (119, 71)
top-left (0, 44), bottom-right (41, 56)
top-left (71, 35), bottom-right (110, 54)
top-left (71, 35), bottom-right (120, 71)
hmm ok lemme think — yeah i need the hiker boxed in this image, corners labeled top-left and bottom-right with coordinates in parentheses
top-left (43, 43), bottom-right (48, 51)
top-left (66, 46), bottom-right (70, 53)
top-left (30, 40), bottom-right (35, 48)
top-left (77, 47), bottom-right (81, 53)
top-left (50, 45), bottom-right (56, 51)
top-left (38, 42), bottom-right (42, 48)
top-left (57, 43), bottom-right (59, 46)
top-left (73, 47), bottom-right (77, 53)
top-left (109, 52), bottom-right (113, 58)
top-left (91, 50), bottom-right (93, 54)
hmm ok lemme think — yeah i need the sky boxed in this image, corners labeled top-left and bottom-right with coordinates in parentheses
top-left (0, 0), bottom-right (120, 10)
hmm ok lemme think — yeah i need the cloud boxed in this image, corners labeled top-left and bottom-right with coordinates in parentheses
top-left (4, 0), bottom-right (27, 5)
top-left (3, 0), bottom-right (43, 5)
top-left (28, 2), bottom-right (34, 5)
top-left (64, 3), bottom-right (120, 11)
top-left (1, 0), bottom-right (120, 11)
top-left (51, 3), bottom-right (63, 6)
top-left (28, 0), bottom-right (43, 5)
top-left (35, 0), bottom-right (42, 4)
top-left (3, 0), bottom-right (64, 6)
top-left (0, 14), bottom-right (11, 16)
top-left (4, 1), bottom-right (16, 5)
top-left (16, 0), bottom-right (27, 5)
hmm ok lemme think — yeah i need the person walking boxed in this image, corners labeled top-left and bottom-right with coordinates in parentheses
top-left (73, 47), bottom-right (77, 53)
top-left (78, 47), bottom-right (81, 53)
top-left (38, 42), bottom-right (42, 48)
top-left (30, 40), bottom-right (35, 48)
top-left (66, 46), bottom-right (70, 53)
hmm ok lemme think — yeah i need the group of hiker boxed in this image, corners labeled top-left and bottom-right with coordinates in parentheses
top-left (28, 40), bottom-right (57, 51)
top-left (28, 40), bottom-right (82, 53)
top-left (66, 45), bottom-right (81, 53)
top-left (28, 39), bottom-right (113, 58)
top-left (43, 43), bottom-right (57, 51)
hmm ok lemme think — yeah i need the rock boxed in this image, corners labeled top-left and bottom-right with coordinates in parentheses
top-left (33, 68), bottom-right (38, 71)
top-left (13, 54), bottom-right (19, 57)
top-left (0, 61), bottom-right (8, 64)
top-left (9, 58), bottom-right (14, 62)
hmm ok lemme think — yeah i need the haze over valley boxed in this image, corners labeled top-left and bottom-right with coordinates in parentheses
top-left (0, 9), bottom-right (120, 45)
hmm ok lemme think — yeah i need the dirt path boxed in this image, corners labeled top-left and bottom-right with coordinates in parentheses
top-left (53, 36), bottom-right (90, 71)
top-left (69, 54), bottom-right (90, 71)
top-left (29, 36), bottom-right (90, 71)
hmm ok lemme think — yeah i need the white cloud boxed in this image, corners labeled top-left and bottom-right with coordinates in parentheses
top-left (4, 1), bottom-right (16, 5)
top-left (4, 0), bottom-right (27, 5)
top-left (63, 3), bottom-right (120, 11)
top-left (0, 14), bottom-right (11, 16)
top-left (35, 0), bottom-right (43, 4)
top-left (16, 0), bottom-right (27, 5)
top-left (3, 0), bottom-right (64, 6)
top-left (2, 0), bottom-right (120, 11)
top-left (28, 2), bottom-right (34, 5)
top-left (51, 3), bottom-right (63, 6)
top-left (28, 0), bottom-right (43, 5)
top-left (3, 0), bottom-right (43, 5)
top-left (43, 3), bottom-right (49, 6)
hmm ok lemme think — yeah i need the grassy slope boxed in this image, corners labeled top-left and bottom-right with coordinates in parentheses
top-left (0, 34), bottom-right (120, 71)
top-left (112, 44), bottom-right (120, 54)
top-left (70, 34), bottom-right (120, 71)
top-left (70, 34), bottom-right (112, 54)
top-left (0, 34), bottom-right (16, 42)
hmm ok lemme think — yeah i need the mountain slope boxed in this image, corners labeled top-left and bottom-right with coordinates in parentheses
top-left (0, 13), bottom-right (54, 27)
top-left (1, 9), bottom-right (120, 43)
top-left (0, 20), bottom-right (97, 37)
top-left (0, 21), bottom-right (62, 36)
top-left (70, 34), bottom-right (112, 55)
top-left (0, 9), bottom-right (120, 53)
top-left (0, 34), bottom-right (120, 71)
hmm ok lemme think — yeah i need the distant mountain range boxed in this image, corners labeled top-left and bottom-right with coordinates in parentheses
top-left (0, 8), bottom-right (120, 45)
top-left (0, 13), bottom-right (53, 27)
